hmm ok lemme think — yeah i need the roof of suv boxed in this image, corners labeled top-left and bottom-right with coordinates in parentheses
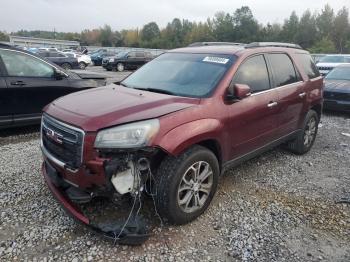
top-left (170, 44), bottom-right (308, 56)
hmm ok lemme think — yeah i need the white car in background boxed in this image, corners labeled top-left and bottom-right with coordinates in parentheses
top-left (63, 52), bottom-right (92, 69)
top-left (316, 54), bottom-right (350, 75)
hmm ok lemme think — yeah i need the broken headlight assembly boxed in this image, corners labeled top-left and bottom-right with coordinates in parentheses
top-left (94, 119), bottom-right (160, 149)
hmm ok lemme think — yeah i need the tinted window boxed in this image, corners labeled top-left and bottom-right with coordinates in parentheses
top-left (128, 52), bottom-right (136, 58)
top-left (233, 55), bottom-right (270, 93)
top-left (136, 52), bottom-right (145, 58)
top-left (39, 52), bottom-right (49, 57)
top-left (50, 52), bottom-right (65, 58)
top-left (296, 53), bottom-right (320, 79)
top-left (122, 53), bottom-right (235, 98)
top-left (0, 49), bottom-right (54, 77)
top-left (268, 53), bottom-right (298, 87)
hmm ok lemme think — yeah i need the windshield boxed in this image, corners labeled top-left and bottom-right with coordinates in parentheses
top-left (319, 56), bottom-right (347, 63)
top-left (121, 53), bottom-right (235, 98)
top-left (326, 67), bottom-right (350, 81)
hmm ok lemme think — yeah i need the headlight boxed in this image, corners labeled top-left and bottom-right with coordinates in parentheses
top-left (109, 58), bottom-right (114, 62)
top-left (94, 119), bottom-right (160, 148)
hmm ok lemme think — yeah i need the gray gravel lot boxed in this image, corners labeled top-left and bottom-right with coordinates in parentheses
top-left (0, 68), bottom-right (349, 261)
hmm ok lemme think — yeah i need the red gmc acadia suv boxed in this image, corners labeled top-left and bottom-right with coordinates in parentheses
top-left (41, 42), bottom-right (323, 243)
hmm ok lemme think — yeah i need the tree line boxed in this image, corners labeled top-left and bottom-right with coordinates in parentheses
top-left (0, 4), bottom-right (349, 53)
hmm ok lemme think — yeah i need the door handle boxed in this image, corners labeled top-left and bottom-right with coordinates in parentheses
top-left (10, 81), bottom-right (26, 86)
top-left (267, 101), bottom-right (278, 108)
top-left (299, 92), bottom-right (306, 98)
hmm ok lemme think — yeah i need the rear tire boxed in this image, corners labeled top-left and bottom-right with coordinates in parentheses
top-left (61, 63), bottom-right (72, 70)
top-left (117, 63), bottom-right (125, 72)
top-left (286, 110), bottom-right (319, 155)
top-left (154, 145), bottom-right (219, 225)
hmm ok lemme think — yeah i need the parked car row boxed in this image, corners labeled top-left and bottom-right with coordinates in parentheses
top-left (0, 44), bottom-right (106, 128)
top-left (316, 54), bottom-right (350, 75)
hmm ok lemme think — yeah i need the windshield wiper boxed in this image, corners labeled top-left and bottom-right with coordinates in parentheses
top-left (133, 87), bottom-right (175, 96)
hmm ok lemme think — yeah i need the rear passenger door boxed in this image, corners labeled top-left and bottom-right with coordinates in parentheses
top-left (228, 54), bottom-right (280, 159)
top-left (266, 53), bottom-right (305, 137)
top-left (126, 52), bottom-right (138, 69)
top-left (136, 52), bottom-right (146, 67)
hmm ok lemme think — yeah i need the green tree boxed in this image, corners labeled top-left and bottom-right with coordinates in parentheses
top-left (232, 6), bottom-right (259, 42)
top-left (309, 37), bottom-right (337, 53)
top-left (0, 31), bottom-right (9, 41)
top-left (316, 4), bottom-right (334, 39)
top-left (295, 10), bottom-right (317, 48)
top-left (212, 12), bottom-right (233, 41)
top-left (260, 23), bottom-right (282, 42)
top-left (280, 11), bottom-right (299, 42)
top-left (141, 22), bottom-right (160, 42)
top-left (99, 25), bottom-right (114, 47)
top-left (332, 7), bottom-right (350, 53)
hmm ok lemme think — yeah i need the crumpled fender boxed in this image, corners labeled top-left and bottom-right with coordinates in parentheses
top-left (157, 118), bottom-right (223, 156)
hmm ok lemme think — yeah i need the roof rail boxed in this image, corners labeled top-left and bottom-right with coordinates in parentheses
top-left (245, 42), bottom-right (302, 49)
top-left (188, 42), bottom-right (244, 47)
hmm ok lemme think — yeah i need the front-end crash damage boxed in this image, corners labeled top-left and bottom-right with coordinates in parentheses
top-left (42, 146), bottom-right (166, 245)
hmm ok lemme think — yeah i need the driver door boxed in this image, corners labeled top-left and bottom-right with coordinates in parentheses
top-left (227, 54), bottom-right (280, 159)
top-left (0, 49), bottom-right (70, 124)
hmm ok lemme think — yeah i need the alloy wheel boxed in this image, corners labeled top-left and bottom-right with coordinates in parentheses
top-left (304, 117), bottom-right (317, 147)
top-left (177, 161), bottom-right (214, 213)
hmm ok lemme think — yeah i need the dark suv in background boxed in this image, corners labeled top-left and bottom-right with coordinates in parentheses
top-left (102, 50), bottom-right (153, 71)
top-left (0, 44), bottom-right (106, 128)
top-left (41, 42), bottom-right (323, 243)
top-left (38, 51), bottom-right (79, 70)
top-left (90, 49), bottom-right (117, 66)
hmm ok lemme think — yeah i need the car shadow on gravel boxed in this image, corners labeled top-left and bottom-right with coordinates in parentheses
top-left (0, 125), bottom-right (40, 146)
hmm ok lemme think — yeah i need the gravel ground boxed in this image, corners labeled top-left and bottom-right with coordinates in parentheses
top-left (0, 112), bottom-right (349, 262)
top-left (0, 67), bottom-right (349, 261)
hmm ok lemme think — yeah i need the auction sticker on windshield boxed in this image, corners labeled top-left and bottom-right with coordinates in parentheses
top-left (203, 56), bottom-right (230, 64)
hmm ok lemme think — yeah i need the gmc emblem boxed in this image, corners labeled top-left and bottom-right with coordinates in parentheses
top-left (46, 128), bottom-right (63, 144)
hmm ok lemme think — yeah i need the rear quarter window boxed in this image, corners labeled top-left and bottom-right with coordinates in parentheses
top-left (296, 53), bottom-right (320, 79)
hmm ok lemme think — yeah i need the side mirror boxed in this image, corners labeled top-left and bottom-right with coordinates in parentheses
top-left (54, 69), bottom-right (67, 80)
top-left (234, 84), bottom-right (251, 99)
top-left (226, 84), bottom-right (251, 102)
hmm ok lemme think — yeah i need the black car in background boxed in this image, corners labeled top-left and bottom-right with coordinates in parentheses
top-left (38, 51), bottom-right (79, 70)
top-left (90, 50), bottom-right (117, 66)
top-left (0, 44), bottom-right (107, 128)
top-left (323, 65), bottom-right (350, 113)
top-left (102, 51), bottom-right (153, 71)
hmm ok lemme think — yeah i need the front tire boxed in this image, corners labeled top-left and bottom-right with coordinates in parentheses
top-left (117, 63), bottom-right (125, 72)
top-left (78, 62), bottom-right (87, 69)
top-left (155, 145), bottom-right (219, 225)
top-left (287, 110), bottom-right (319, 154)
top-left (61, 63), bottom-right (72, 70)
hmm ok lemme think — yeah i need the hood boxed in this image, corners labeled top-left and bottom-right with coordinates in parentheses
top-left (70, 70), bottom-right (107, 80)
top-left (324, 79), bottom-right (350, 92)
top-left (45, 84), bottom-right (200, 131)
top-left (317, 62), bottom-right (350, 67)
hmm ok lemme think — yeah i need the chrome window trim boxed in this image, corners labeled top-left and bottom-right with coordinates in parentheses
top-left (250, 81), bottom-right (303, 96)
top-left (0, 48), bottom-right (69, 77)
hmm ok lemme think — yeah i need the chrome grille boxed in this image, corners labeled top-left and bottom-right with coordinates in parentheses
top-left (41, 114), bottom-right (84, 170)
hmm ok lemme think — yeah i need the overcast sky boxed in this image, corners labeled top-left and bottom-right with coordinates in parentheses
top-left (1, 0), bottom-right (349, 33)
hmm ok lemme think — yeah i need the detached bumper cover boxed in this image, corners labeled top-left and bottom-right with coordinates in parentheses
top-left (42, 162), bottom-right (149, 245)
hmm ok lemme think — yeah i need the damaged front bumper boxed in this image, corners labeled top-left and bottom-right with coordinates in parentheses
top-left (42, 161), bottom-right (150, 245)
